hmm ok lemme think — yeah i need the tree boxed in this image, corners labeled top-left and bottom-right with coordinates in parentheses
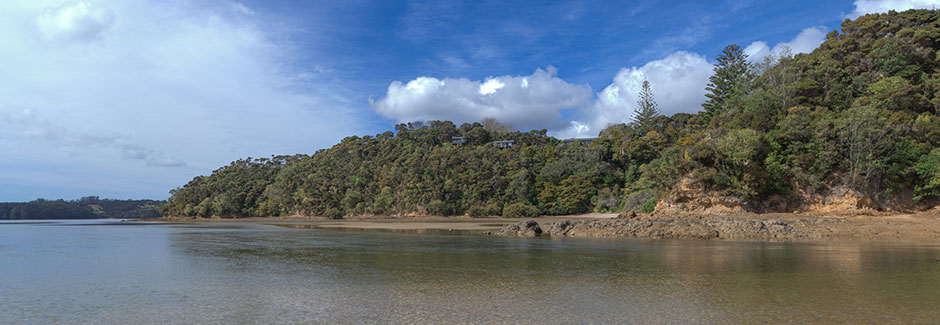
top-left (702, 44), bottom-right (751, 121)
top-left (481, 117), bottom-right (513, 134)
top-left (158, 10), bottom-right (940, 217)
top-left (835, 105), bottom-right (901, 189)
top-left (632, 80), bottom-right (661, 134)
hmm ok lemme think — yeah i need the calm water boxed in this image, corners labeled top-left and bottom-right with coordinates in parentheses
top-left (2, 220), bottom-right (940, 323)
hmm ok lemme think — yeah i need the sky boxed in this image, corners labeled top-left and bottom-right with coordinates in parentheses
top-left (1, 0), bottom-right (938, 201)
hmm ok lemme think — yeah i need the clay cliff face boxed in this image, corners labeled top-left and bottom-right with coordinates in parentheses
top-left (655, 177), bottom-right (940, 215)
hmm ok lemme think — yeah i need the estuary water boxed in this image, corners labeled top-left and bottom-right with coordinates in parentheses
top-left (1, 220), bottom-right (940, 323)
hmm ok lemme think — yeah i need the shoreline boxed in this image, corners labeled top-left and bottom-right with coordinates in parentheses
top-left (143, 211), bottom-right (940, 242)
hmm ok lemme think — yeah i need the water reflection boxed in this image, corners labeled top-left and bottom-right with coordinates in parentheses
top-left (275, 223), bottom-right (489, 236)
top-left (2, 221), bottom-right (940, 323)
top-left (165, 224), bottom-right (940, 323)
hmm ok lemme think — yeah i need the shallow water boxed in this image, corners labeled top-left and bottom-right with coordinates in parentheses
top-left (2, 220), bottom-right (940, 323)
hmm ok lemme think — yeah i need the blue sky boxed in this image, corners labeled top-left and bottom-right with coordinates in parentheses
top-left (0, 0), bottom-right (937, 201)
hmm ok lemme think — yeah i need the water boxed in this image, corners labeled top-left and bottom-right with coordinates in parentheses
top-left (2, 220), bottom-right (940, 323)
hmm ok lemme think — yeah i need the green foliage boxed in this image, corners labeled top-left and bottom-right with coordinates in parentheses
top-left (621, 190), bottom-right (653, 212)
top-left (641, 196), bottom-right (658, 213)
top-left (834, 105), bottom-right (904, 189)
top-left (323, 207), bottom-right (343, 219)
top-left (427, 199), bottom-right (453, 216)
top-left (594, 186), bottom-right (622, 212)
top-left (162, 10), bottom-right (940, 216)
top-left (703, 44), bottom-right (752, 122)
top-left (467, 204), bottom-right (501, 217)
top-left (1, 197), bottom-right (164, 220)
top-left (764, 106), bottom-right (838, 193)
top-left (502, 202), bottom-right (540, 218)
top-left (538, 175), bottom-right (594, 215)
top-left (161, 155), bottom-right (303, 217)
top-left (915, 148), bottom-right (940, 200)
top-left (861, 76), bottom-right (928, 112)
top-left (163, 119), bottom-right (619, 218)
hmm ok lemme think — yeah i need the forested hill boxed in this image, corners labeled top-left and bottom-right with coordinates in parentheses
top-left (161, 10), bottom-right (940, 218)
top-left (0, 197), bottom-right (164, 220)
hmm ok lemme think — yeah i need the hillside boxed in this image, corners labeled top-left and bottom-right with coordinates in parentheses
top-left (0, 197), bottom-right (164, 220)
top-left (160, 10), bottom-right (940, 218)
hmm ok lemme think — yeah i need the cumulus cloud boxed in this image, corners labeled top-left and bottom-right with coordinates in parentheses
top-left (371, 67), bottom-right (594, 131)
top-left (848, 0), bottom-right (940, 18)
top-left (372, 51), bottom-right (715, 139)
top-left (744, 26), bottom-right (828, 63)
top-left (371, 21), bottom-right (838, 140)
top-left (558, 51), bottom-right (713, 138)
top-left (35, 1), bottom-right (116, 42)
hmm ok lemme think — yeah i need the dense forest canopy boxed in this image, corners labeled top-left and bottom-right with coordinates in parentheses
top-left (161, 10), bottom-right (940, 218)
top-left (0, 197), bottom-right (164, 220)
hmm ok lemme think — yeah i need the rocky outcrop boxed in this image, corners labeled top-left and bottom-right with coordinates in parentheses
top-left (492, 220), bottom-right (542, 237)
top-left (658, 177), bottom-right (940, 215)
top-left (546, 220), bottom-right (572, 236)
top-left (494, 217), bottom-right (805, 241)
top-left (771, 186), bottom-right (940, 214)
top-left (615, 211), bottom-right (637, 219)
top-left (656, 177), bottom-right (751, 214)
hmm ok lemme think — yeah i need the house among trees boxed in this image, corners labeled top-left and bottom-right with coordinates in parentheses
top-left (451, 136), bottom-right (468, 145)
top-left (491, 140), bottom-right (515, 148)
top-left (560, 138), bottom-right (596, 146)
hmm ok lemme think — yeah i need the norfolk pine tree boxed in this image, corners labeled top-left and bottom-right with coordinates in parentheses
top-left (702, 44), bottom-right (751, 122)
top-left (632, 80), bottom-right (661, 134)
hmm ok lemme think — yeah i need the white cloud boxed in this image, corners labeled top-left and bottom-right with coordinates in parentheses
top-left (745, 26), bottom-right (827, 63)
top-left (35, 1), bottom-right (116, 42)
top-left (848, 0), bottom-right (940, 18)
top-left (372, 21), bottom-right (839, 140)
top-left (570, 25), bottom-right (828, 138)
top-left (742, 41), bottom-right (771, 62)
top-left (559, 51), bottom-right (713, 138)
top-left (371, 67), bottom-right (594, 131)
top-left (374, 51), bottom-right (714, 139)
top-left (0, 0), bottom-right (369, 200)
top-left (479, 78), bottom-right (505, 95)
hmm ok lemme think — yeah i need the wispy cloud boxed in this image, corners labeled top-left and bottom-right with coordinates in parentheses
top-left (398, 0), bottom-right (463, 43)
top-left (0, 0), bottom-right (371, 200)
top-left (0, 109), bottom-right (186, 168)
top-left (643, 0), bottom-right (757, 58)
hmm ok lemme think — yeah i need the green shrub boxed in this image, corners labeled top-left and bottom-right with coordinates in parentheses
top-left (502, 202), bottom-right (540, 218)
top-left (622, 190), bottom-right (653, 212)
top-left (323, 207), bottom-right (343, 219)
top-left (467, 204), bottom-right (501, 217)
top-left (427, 199), bottom-right (452, 216)
top-left (915, 148), bottom-right (940, 200)
top-left (641, 196), bottom-right (658, 213)
top-left (484, 203), bottom-right (502, 216)
top-left (466, 205), bottom-right (487, 217)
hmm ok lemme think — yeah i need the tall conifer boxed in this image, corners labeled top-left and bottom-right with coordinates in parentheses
top-left (632, 80), bottom-right (660, 134)
top-left (702, 44), bottom-right (751, 121)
